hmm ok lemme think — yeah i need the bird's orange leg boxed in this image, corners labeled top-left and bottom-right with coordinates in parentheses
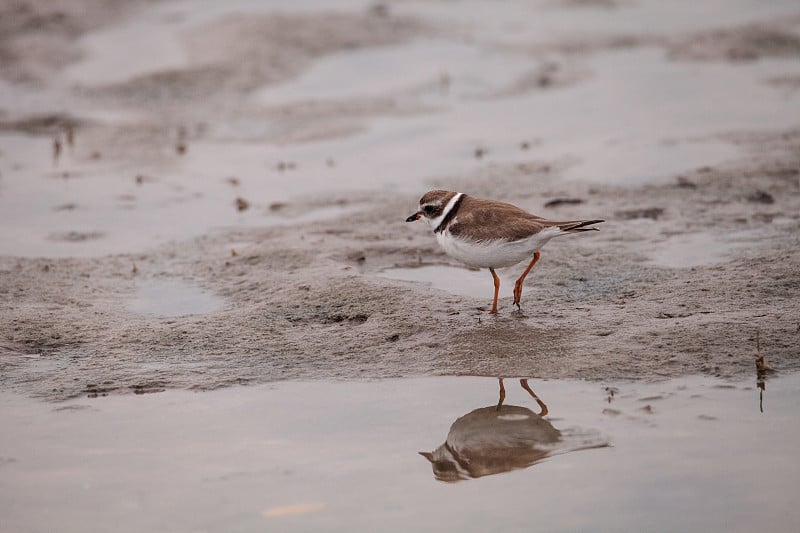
top-left (513, 251), bottom-right (541, 309)
top-left (520, 378), bottom-right (548, 417)
top-left (488, 267), bottom-right (500, 314)
top-left (496, 377), bottom-right (506, 411)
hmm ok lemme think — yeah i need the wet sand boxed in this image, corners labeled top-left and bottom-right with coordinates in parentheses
top-left (1, 0), bottom-right (800, 400)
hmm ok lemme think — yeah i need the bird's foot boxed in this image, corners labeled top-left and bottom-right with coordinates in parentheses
top-left (513, 282), bottom-right (523, 307)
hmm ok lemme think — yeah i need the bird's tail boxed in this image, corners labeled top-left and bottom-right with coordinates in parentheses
top-left (557, 219), bottom-right (605, 233)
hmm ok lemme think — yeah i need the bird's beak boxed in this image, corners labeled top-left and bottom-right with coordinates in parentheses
top-left (406, 212), bottom-right (421, 222)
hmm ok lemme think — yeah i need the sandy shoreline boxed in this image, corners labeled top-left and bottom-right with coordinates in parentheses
top-left (3, 134), bottom-right (798, 400)
top-left (1, 0), bottom-right (799, 400)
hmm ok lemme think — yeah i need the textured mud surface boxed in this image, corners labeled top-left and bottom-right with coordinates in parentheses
top-left (1, 0), bottom-right (799, 400)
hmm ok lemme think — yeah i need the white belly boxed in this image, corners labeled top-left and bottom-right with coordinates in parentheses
top-left (436, 227), bottom-right (562, 268)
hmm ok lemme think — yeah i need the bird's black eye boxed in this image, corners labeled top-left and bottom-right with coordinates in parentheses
top-left (423, 205), bottom-right (435, 215)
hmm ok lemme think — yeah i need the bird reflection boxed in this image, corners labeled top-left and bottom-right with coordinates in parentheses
top-left (421, 378), bottom-right (604, 482)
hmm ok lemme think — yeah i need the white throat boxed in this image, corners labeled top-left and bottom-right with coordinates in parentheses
top-left (427, 192), bottom-right (463, 231)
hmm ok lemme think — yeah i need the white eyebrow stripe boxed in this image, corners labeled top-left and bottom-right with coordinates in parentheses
top-left (428, 192), bottom-right (463, 232)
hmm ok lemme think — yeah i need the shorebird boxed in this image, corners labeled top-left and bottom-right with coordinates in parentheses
top-left (406, 190), bottom-right (603, 313)
top-left (420, 378), bottom-right (607, 482)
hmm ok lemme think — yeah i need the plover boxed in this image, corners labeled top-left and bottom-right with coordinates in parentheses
top-left (419, 379), bottom-right (607, 482)
top-left (406, 190), bottom-right (603, 313)
top-left (419, 379), bottom-right (555, 482)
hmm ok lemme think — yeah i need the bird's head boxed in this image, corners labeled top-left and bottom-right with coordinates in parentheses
top-left (405, 190), bottom-right (459, 228)
top-left (418, 448), bottom-right (467, 483)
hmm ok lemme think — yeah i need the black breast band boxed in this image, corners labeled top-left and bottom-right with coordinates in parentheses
top-left (434, 194), bottom-right (465, 234)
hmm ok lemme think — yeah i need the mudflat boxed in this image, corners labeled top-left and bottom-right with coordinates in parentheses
top-left (1, 0), bottom-right (799, 400)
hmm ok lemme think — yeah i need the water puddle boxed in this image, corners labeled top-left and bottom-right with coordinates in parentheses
top-left (378, 264), bottom-right (492, 300)
top-left (0, 133), bottom-right (356, 257)
top-left (564, 137), bottom-right (739, 184)
top-left (378, 263), bottom-right (560, 302)
top-left (63, 15), bottom-right (188, 87)
top-left (255, 41), bottom-right (531, 105)
top-left (250, 44), bottom-right (800, 187)
top-left (0, 373), bottom-right (796, 531)
top-left (128, 280), bottom-right (224, 317)
top-left (400, 0), bottom-right (800, 43)
top-left (62, 0), bottom-right (348, 87)
top-left (644, 231), bottom-right (754, 268)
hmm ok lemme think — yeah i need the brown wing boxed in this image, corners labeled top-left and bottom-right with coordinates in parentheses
top-left (448, 196), bottom-right (550, 241)
top-left (448, 196), bottom-right (603, 241)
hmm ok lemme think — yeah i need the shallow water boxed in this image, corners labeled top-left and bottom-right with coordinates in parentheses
top-left (1, 374), bottom-right (797, 532)
top-left (643, 231), bottom-right (756, 269)
top-left (128, 279), bottom-right (225, 317)
top-left (378, 264), bottom-right (491, 300)
top-left (2, 1), bottom-right (800, 257)
top-left (0, 133), bottom-right (358, 257)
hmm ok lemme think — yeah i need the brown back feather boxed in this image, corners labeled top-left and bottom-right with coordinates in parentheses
top-left (448, 195), bottom-right (603, 241)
